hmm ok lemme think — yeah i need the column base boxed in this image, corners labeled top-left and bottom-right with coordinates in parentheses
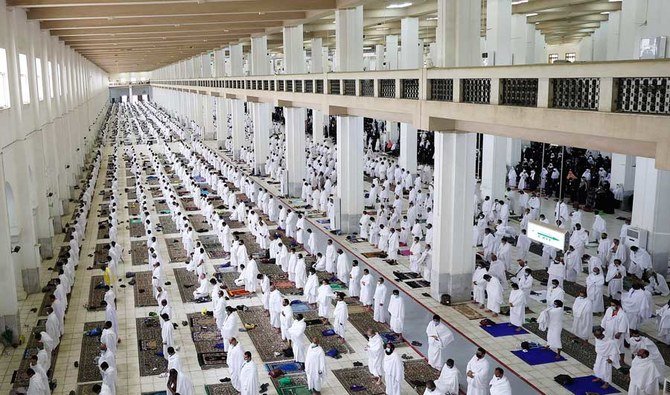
top-left (339, 213), bottom-right (362, 235)
top-left (0, 311), bottom-right (21, 345)
top-left (61, 199), bottom-right (71, 216)
top-left (52, 215), bottom-right (63, 234)
top-left (21, 268), bottom-right (41, 295)
top-left (288, 182), bottom-right (302, 198)
top-left (39, 238), bottom-right (54, 260)
top-left (254, 165), bottom-right (267, 177)
top-left (430, 272), bottom-right (472, 304)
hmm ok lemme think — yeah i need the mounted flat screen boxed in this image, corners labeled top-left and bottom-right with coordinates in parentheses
top-left (527, 220), bottom-right (566, 251)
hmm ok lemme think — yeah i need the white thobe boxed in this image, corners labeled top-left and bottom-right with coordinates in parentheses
top-left (426, 321), bottom-right (454, 369)
top-left (383, 353), bottom-right (404, 395)
top-left (465, 356), bottom-right (490, 395)
top-left (387, 295), bottom-right (405, 334)
top-left (305, 344), bottom-right (326, 391)
top-left (373, 283), bottom-right (388, 322)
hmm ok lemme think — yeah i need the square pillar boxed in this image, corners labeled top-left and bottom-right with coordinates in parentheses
top-left (312, 109), bottom-right (325, 144)
top-left (251, 36), bottom-right (270, 76)
top-left (283, 25), bottom-right (305, 74)
top-left (251, 102), bottom-right (272, 175)
top-left (430, 131), bottom-right (477, 302)
top-left (230, 99), bottom-right (245, 159)
top-left (480, 135), bottom-right (507, 199)
top-left (285, 107), bottom-right (306, 196)
top-left (399, 123), bottom-right (418, 175)
top-left (229, 44), bottom-right (244, 76)
top-left (335, 6), bottom-right (364, 72)
top-left (336, 116), bottom-right (365, 234)
top-left (310, 38), bottom-right (324, 73)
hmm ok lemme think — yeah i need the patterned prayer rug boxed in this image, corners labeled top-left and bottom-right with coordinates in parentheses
top-left (12, 320), bottom-right (59, 389)
top-left (199, 234), bottom-right (227, 259)
top-left (77, 321), bottom-right (106, 382)
top-left (187, 313), bottom-right (227, 369)
top-left (165, 238), bottom-right (189, 262)
top-left (97, 221), bottom-right (110, 239)
top-left (134, 271), bottom-right (158, 307)
top-left (93, 243), bottom-right (110, 268)
top-left (452, 304), bottom-right (485, 320)
top-left (128, 201), bottom-right (140, 216)
top-left (332, 367), bottom-right (386, 395)
top-left (219, 212), bottom-right (245, 229)
top-left (129, 218), bottom-right (146, 238)
top-left (188, 214), bottom-right (210, 232)
top-left (87, 275), bottom-right (107, 311)
top-left (304, 323), bottom-right (355, 355)
top-left (181, 197), bottom-right (198, 211)
top-left (174, 267), bottom-right (199, 303)
top-left (76, 382), bottom-right (102, 395)
top-left (205, 383), bottom-right (238, 395)
top-left (131, 240), bottom-right (149, 266)
top-left (403, 359), bottom-right (441, 394)
top-left (154, 198), bottom-right (170, 213)
top-left (136, 317), bottom-right (168, 376)
top-left (238, 306), bottom-right (291, 362)
top-left (347, 313), bottom-right (405, 347)
top-left (159, 215), bottom-right (179, 234)
top-left (271, 372), bottom-right (310, 395)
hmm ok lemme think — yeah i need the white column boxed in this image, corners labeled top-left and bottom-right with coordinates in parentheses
top-left (398, 17), bottom-right (420, 174)
top-left (284, 107), bottom-right (306, 196)
top-left (229, 44), bottom-right (244, 76)
top-left (611, 153), bottom-right (636, 200)
top-left (386, 35), bottom-right (399, 70)
top-left (310, 38), bottom-right (323, 73)
top-left (230, 99), bottom-right (245, 159)
top-left (631, 158), bottom-right (670, 275)
top-left (511, 14), bottom-right (535, 65)
top-left (430, 132), bottom-right (477, 301)
top-left (251, 36), bottom-right (270, 76)
top-left (215, 97), bottom-right (229, 146)
top-left (336, 116), bottom-right (365, 234)
top-left (435, 0), bottom-right (481, 68)
top-left (312, 109), bottom-right (325, 144)
top-left (374, 44), bottom-right (385, 70)
top-left (283, 25), bottom-right (305, 74)
top-left (214, 48), bottom-right (226, 77)
top-left (481, 0), bottom-right (512, 199)
top-left (0, 153), bottom-right (20, 341)
top-left (202, 94), bottom-right (214, 140)
top-left (251, 102), bottom-right (271, 175)
top-left (334, 6), bottom-right (364, 72)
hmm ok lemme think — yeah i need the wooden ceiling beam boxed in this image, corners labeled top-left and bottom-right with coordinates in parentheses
top-left (27, 0), bottom-right (336, 20)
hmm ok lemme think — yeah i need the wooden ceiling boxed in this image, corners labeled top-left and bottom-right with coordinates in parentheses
top-left (10, 0), bottom-right (622, 73)
top-left (512, 0), bottom-right (622, 45)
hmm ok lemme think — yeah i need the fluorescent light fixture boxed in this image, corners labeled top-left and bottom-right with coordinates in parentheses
top-left (601, 11), bottom-right (610, 14)
top-left (608, 0), bottom-right (622, 2)
top-left (525, 12), bottom-right (538, 17)
top-left (512, 0), bottom-right (528, 4)
top-left (426, 16), bottom-right (437, 21)
top-left (387, 2), bottom-right (412, 9)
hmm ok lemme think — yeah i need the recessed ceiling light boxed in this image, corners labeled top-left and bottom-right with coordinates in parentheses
top-left (426, 16), bottom-right (437, 21)
top-left (601, 11), bottom-right (610, 14)
top-left (386, 2), bottom-right (412, 9)
top-left (512, 0), bottom-right (528, 4)
top-left (525, 13), bottom-right (538, 17)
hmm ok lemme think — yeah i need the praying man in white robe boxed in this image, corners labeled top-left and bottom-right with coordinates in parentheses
top-left (571, 291), bottom-right (593, 342)
top-left (593, 329), bottom-right (620, 389)
top-left (333, 293), bottom-right (349, 340)
top-left (466, 348), bottom-right (491, 395)
top-left (426, 315), bottom-right (454, 369)
top-left (489, 368), bottom-right (512, 395)
top-left (305, 338), bottom-right (326, 393)
top-left (366, 329), bottom-right (385, 383)
top-left (628, 349), bottom-right (662, 395)
top-left (387, 290), bottom-right (405, 335)
top-left (239, 352), bottom-right (259, 395)
top-left (484, 275), bottom-right (503, 316)
top-left (373, 278), bottom-right (388, 323)
top-left (288, 315), bottom-right (307, 363)
top-left (317, 281), bottom-right (335, 318)
top-left (227, 338), bottom-right (245, 392)
top-left (435, 358), bottom-right (459, 395)
top-left (508, 283), bottom-right (526, 330)
top-left (383, 343), bottom-right (404, 395)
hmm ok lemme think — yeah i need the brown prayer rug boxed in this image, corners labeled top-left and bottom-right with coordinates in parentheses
top-left (181, 197), bottom-right (198, 211)
top-left (128, 201), bottom-right (140, 216)
top-left (136, 317), bottom-right (168, 376)
top-left (174, 267), bottom-right (199, 303)
top-left (134, 271), bottom-right (158, 307)
top-left (166, 237), bottom-right (189, 262)
top-left (129, 218), bottom-right (146, 238)
top-left (93, 243), bottom-right (110, 268)
top-left (87, 275), bottom-right (107, 311)
top-left (403, 359), bottom-right (440, 394)
top-left (452, 304), bottom-right (485, 320)
top-left (159, 215), bottom-right (179, 234)
top-left (187, 313), bottom-right (227, 369)
top-left (189, 214), bottom-right (210, 232)
top-left (76, 382), bottom-right (102, 395)
top-left (332, 367), bottom-right (386, 395)
top-left (154, 199), bottom-right (170, 213)
top-left (347, 312), bottom-right (405, 347)
top-left (199, 234), bottom-right (227, 259)
top-left (97, 221), bottom-right (110, 239)
top-left (77, 321), bottom-right (106, 382)
top-left (131, 240), bottom-right (149, 266)
top-left (205, 383), bottom-right (238, 395)
top-left (238, 306), bottom-right (291, 362)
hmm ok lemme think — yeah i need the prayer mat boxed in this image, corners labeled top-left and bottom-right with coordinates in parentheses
top-left (273, 229), bottom-right (303, 251)
top-left (87, 275), bottom-right (107, 311)
top-left (219, 212), bottom-right (245, 229)
top-left (265, 361), bottom-right (305, 373)
top-left (128, 201), bottom-right (140, 216)
top-left (403, 359), bottom-right (441, 394)
top-left (127, 190), bottom-right (137, 200)
top-left (98, 203), bottom-right (110, 217)
top-left (258, 262), bottom-right (285, 276)
top-left (238, 306), bottom-right (292, 362)
top-left (159, 215), bottom-right (179, 234)
top-left (37, 284), bottom-right (56, 317)
top-left (362, 251), bottom-right (387, 259)
top-left (187, 313), bottom-right (227, 368)
top-left (76, 382), bottom-right (102, 395)
top-left (561, 375), bottom-right (620, 395)
top-left (131, 240), bottom-right (149, 266)
top-left (149, 188), bottom-right (163, 199)
top-left (404, 280), bottom-right (430, 289)
top-left (346, 237), bottom-right (367, 243)
top-left (129, 218), bottom-right (146, 238)
top-left (176, 187), bottom-right (189, 196)
top-left (63, 226), bottom-right (74, 243)
top-left (146, 176), bottom-right (160, 186)
top-left (332, 367), bottom-right (386, 395)
top-left (305, 323), bottom-right (354, 355)
top-left (452, 304), bottom-right (485, 320)
top-left (228, 289), bottom-right (251, 298)
top-left (523, 322), bottom-right (628, 389)
top-left (181, 197), bottom-right (198, 211)
top-left (99, 189), bottom-right (112, 202)
top-left (136, 317), bottom-right (168, 376)
top-left (271, 372), bottom-right (310, 395)
top-left (529, 242), bottom-right (544, 257)
top-left (12, 320), bottom-right (59, 389)
top-left (199, 234), bottom-right (227, 259)
top-left (97, 221), bottom-right (110, 239)
top-left (481, 322), bottom-right (529, 337)
top-left (205, 383), bottom-right (238, 395)
top-left (511, 347), bottom-right (566, 365)
top-left (348, 312), bottom-right (405, 347)
top-left (77, 321), bottom-right (106, 382)
top-left (174, 267), bottom-right (200, 303)
top-left (134, 271), bottom-right (158, 307)
top-left (218, 272), bottom-right (246, 293)
top-left (399, 249), bottom-right (411, 256)
top-left (165, 238), bottom-right (189, 262)
top-left (154, 199), bottom-right (170, 213)
top-left (127, 177), bottom-right (136, 187)
top-left (188, 214), bottom-right (210, 232)
top-left (94, 243), bottom-right (110, 268)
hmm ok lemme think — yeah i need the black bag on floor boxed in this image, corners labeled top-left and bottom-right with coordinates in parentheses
top-left (554, 374), bottom-right (574, 385)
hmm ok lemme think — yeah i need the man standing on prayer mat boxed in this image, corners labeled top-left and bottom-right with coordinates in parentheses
top-left (305, 337), bottom-right (326, 395)
top-left (221, 306), bottom-right (240, 352)
top-left (383, 342), bottom-right (404, 395)
top-left (366, 329), bottom-right (384, 385)
top-left (435, 358), bottom-right (459, 395)
top-left (288, 314), bottom-right (307, 364)
top-left (333, 292), bottom-right (348, 342)
top-left (280, 298), bottom-right (294, 342)
top-left (593, 328), bottom-right (620, 389)
top-left (373, 277), bottom-right (388, 323)
top-left (489, 367), bottom-right (512, 395)
top-left (317, 280), bottom-right (335, 318)
top-left (269, 284), bottom-right (283, 332)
